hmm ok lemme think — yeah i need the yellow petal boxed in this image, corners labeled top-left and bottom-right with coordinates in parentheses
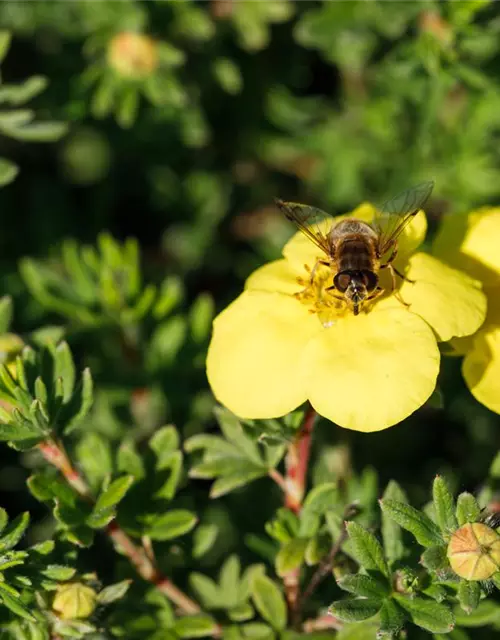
top-left (393, 209), bottom-right (427, 262)
top-left (303, 305), bottom-right (439, 431)
top-left (245, 259), bottom-right (300, 295)
top-left (462, 285), bottom-right (500, 414)
top-left (282, 202), bottom-right (427, 273)
top-left (206, 290), bottom-right (320, 419)
top-left (400, 253), bottom-right (486, 342)
top-left (282, 218), bottom-right (332, 275)
top-left (433, 207), bottom-right (500, 286)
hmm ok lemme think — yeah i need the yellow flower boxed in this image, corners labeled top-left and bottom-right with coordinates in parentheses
top-left (434, 207), bottom-right (500, 413)
top-left (207, 204), bottom-right (486, 432)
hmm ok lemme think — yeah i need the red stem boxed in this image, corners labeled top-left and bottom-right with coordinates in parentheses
top-left (284, 405), bottom-right (316, 513)
top-left (282, 405), bottom-right (317, 628)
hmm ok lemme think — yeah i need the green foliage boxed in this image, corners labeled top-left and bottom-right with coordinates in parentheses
top-left (0, 31), bottom-right (67, 188)
top-left (0, 2), bottom-right (499, 638)
top-left (0, 342), bottom-right (93, 448)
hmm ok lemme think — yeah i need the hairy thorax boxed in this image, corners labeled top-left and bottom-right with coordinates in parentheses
top-left (328, 218), bottom-right (380, 273)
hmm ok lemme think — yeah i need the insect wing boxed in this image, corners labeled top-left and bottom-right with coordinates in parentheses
top-left (373, 181), bottom-right (434, 256)
top-left (275, 198), bottom-right (332, 254)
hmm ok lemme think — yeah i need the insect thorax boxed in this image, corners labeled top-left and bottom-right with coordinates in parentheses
top-left (328, 218), bottom-right (377, 241)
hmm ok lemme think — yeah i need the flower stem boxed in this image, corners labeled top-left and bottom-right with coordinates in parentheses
top-left (284, 405), bottom-right (316, 513)
top-left (282, 405), bottom-right (317, 627)
top-left (38, 437), bottom-right (201, 616)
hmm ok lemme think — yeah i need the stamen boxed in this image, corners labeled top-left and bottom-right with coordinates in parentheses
top-left (294, 263), bottom-right (348, 326)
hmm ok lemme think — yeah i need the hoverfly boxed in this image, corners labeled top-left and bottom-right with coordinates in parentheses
top-left (275, 181), bottom-right (434, 315)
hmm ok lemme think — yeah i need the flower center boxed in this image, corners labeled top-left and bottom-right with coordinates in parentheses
top-left (293, 263), bottom-right (348, 328)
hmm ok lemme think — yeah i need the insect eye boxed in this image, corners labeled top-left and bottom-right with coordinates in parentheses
top-left (334, 272), bottom-right (351, 292)
top-left (362, 270), bottom-right (378, 292)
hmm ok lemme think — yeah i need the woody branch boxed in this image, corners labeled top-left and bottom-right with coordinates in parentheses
top-left (38, 437), bottom-right (202, 617)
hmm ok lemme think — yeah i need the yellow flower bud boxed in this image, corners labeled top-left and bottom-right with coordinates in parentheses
top-left (447, 523), bottom-right (500, 580)
top-left (52, 583), bottom-right (97, 620)
top-left (107, 32), bottom-right (158, 78)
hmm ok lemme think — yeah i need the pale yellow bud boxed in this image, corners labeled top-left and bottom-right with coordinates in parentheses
top-left (447, 523), bottom-right (500, 580)
top-left (107, 32), bottom-right (158, 78)
top-left (52, 583), bottom-right (97, 620)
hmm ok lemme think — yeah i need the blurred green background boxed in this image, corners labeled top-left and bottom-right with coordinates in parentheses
top-left (0, 0), bottom-right (500, 619)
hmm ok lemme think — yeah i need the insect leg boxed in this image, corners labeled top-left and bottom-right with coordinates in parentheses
top-left (387, 263), bottom-right (411, 308)
top-left (380, 248), bottom-right (415, 283)
top-left (365, 286), bottom-right (384, 302)
top-left (393, 265), bottom-right (415, 284)
top-left (308, 259), bottom-right (330, 285)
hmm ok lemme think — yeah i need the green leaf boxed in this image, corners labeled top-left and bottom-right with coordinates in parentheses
top-left (0, 587), bottom-right (35, 621)
top-left (275, 537), bottom-right (308, 576)
top-left (335, 621), bottom-right (378, 640)
top-left (0, 508), bottom-right (8, 534)
top-left (214, 407), bottom-right (264, 467)
top-left (75, 432), bottom-right (112, 491)
top-left (337, 573), bottom-right (390, 599)
top-left (146, 510), bottom-right (197, 541)
top-left (458, 580), bottom-right (481, 614)
top-left (93, 475), bottom-right (134, 512)
top-left (0, 512), bottom-right (29, 551)
top-left (189, 573), bottom-right (221, 609)
top-left (0, 157), bottom-right (18, 187)
top-left (379, 599), bottom-right (406, 636)
top-left (54, 501), bottom-right (87, 528)
top-left (456, 492), bottom-right (481, 526)
top-left (453, 600), bottom-right (500, 626)
top-left (54, 341), bottom-right (76, 401)
top-left (379, 499), bottom-right (442, 547)
top-left (0, 32), bottom-right (11, 63)
top-left (153, 276), bottom-right (184, 318)
top-left (329, 598), bottom-right (382, 623)
top-left (0, 297), bottom-right (12, 333)
top-left (0, 421), bottom-right (42, 442)
top-left (229, 603), bottom-right (254, 622)
top-left (302, 482), bottom-right (338, 514)
top-left (251, 575), bottom-right (287, 631)
top-left (2, 121), bottom-right (68, 142)
top-left (240, 622), bottom-right (274, 639)
top-left (213, 58), bottom-right (243, 95)
top-left (382, 480), bottom-right (407, 566)
top-left (63, 368), bottom-right (94, 434)
top-left (150, 425), bottom-right (179, 458)
top-left (189, 293), bottom-right (214, 343)
top-left (433, 476), bottom-right (458, 535)
top-left (394, 595), bottom-right (454, 633)
top-left (174, 615), bottom-right (218, 638)
top-left (220, 555), bottom-right (241, 603)
top-left (117, 440), bottom-right (145, 481)
top-left (41, 565), bottom-right (76, 580)
top-left (193, 523), bottom-right (218, 559)
top-left (97, 580), bottom-right (131, 605)
top-left (86, 508), bottom-right (114, 529)
top-left (0, 76), bottom-right (47, 105)
top-left (421, 545), bottom-right (448, 572)
top-left (117, 88), bottom-right (139, 129)
top-left (209, 469), bottom-right (267, 499)
top-left (345, 521), bottom-right (389, 577)
top-left (490, 452), bottom-right (500, 478)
